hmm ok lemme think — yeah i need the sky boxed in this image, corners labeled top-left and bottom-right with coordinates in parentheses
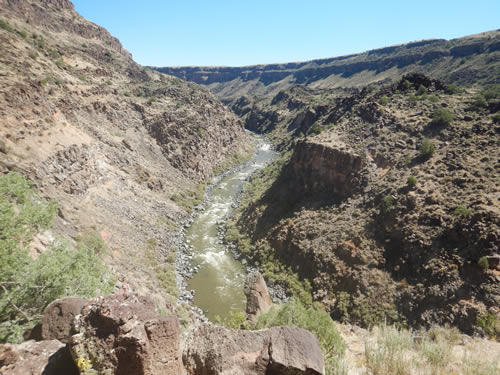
top-left (72, 0), bottom-right (500, 67)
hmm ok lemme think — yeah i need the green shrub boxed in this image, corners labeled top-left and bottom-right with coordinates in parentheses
top-left (427, 95), bottom-right (439, 103)
top-left (0, 173), bottom-right (113, 343)
top-left (0, 19), bottom-right (13, 33)
top-left (480, 84), bottom-right (500, 101)
top-left (380, 194), bottom-right (395, 214)
top-left (419, 139), bottom-right (435, 160)
top-left (431, 108), bottom-right (454, 126)
top-left (444, 84), bottom-right (463, 95)
top-left (417, 85), bottom-right (427, 96)
top-left (257, 298), bottom-right (346, 375)
top-left (493, 113), bottom-right (500, 124)
top-left (472, 94), bottom-right (488, 109)
top-left (407, 176), bottom-right (417, 187)
top-left (478, 256), bottom-right (489, 270)
top-left (308, 123), bottom-right (322, 136)
top-left (476, 313), bottom-right (499, 339)
top-left (379, 96), bottom-right (389, 105)
top-left (453, 204), bottom-right (472, 217)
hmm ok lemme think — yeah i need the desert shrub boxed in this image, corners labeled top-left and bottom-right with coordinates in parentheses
top-left (444, 84), bottom-right (463, 95)
top-left (379, 96), bottom-right (389, 105)
top-left (214, 311), bottom-right (250, 330)
top-left (257, 297), bottom-right (346, 375)
top-left (478, 256), bottom-right (489, 270)
top-left (480, 84), bottom-right (500, 101)
top-left (419, 139), bottom-right (435, 160)
top-left (431, 108), bottom-right (454, 126)
top-left (380, 194), bottom-right (395, 215)
top-left (417, 85), bottom-right (427, 96)
top-left (427, 95), bottom-right (439, 103)
top-left (453, 204), bottom-right (472, 217)
top-left (407, 176), bottom-right (417, 187)
top-left (309, 123), bottom-right (322, 136)
top-left (0, 19), bottom-right (13, 33)
top-left (476, 313), bottom-right (499, 339)
top-left (492, 114), bottom-right (500, 123)
top-left (0, 173), bottom-right (114, 343)
top-left (365, 324), bottom-right (414, 375)
top-left (472, 94), bottom-right (488, 109)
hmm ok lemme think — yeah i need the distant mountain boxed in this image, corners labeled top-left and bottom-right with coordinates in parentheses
top-left (154, 30), bottom-right (500, 100)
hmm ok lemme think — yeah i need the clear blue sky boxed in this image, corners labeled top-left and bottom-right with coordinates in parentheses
top-left (72, 0), bottom-right (499, 67)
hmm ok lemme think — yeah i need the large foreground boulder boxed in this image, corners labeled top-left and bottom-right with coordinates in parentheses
top-left (0, 339), bottom-right (78, 375)
top-left (244, 271), bottom-right (272, 325)
top-left (69, 292), bottom-right (184, 375)
top-left (183, 324), bottom-right (324, 374)
top-left (40, 297), bottom-right (88, 342)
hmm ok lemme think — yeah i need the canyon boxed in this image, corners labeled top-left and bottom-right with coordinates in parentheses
top-left (0, 0), bottom-right (499, 374)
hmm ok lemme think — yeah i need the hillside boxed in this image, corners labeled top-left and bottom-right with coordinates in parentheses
top-left (154, 30), bottom-right (500, 101)
top-left (226, 74), bottom-right (500, 334)
top-left (0, 0), bottom-right (250, 335)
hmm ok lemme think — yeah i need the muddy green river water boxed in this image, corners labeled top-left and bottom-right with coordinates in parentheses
top-left (185, 136), bottom-right (276, 321)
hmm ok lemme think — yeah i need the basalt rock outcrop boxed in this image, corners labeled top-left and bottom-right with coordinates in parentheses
top-left (183, 324), bottom-right (324, 375)
top-left (286, 139), bottom-right (365, 200)
top-left (39, 297), bottom-right (88, 343)
top-left (69, 292), bottom-right (184, 375)
top-left (1, 291), bottom-right (327, 375)
top-left (244, 271), bottom-right (273, 325)
top-left (0, 339), bottom-right (78, 375)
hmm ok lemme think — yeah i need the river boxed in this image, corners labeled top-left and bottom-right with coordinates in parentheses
top-left (185, 135), bottom-right (276, 321)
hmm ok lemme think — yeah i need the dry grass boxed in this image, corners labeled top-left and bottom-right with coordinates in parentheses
top-left (363, 324), bottom-right (500, 375)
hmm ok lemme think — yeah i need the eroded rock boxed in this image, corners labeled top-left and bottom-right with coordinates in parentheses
top-left (69, 292), bottom-right (184, 375)
top-left (41, 297), bottom-right (88, 343)
top-left (244, 271), bottom-right (272, 324)
top-left (0, 340), bottom-right (78, 375)
top-left (183, 324), bottom-right (324, 375)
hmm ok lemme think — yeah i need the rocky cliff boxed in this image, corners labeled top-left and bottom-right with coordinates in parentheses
top-left (154, 30), bottom-right (500, 100)
top-left (0, 0), bottom-right (249, 330)
top-left (229, 74), bottom-right (500, 334)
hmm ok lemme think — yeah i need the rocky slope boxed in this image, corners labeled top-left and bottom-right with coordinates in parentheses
top-left (229, 74), bottom-right (500, 334)
top-left (0, 0), bottom-right (250, 320)
top-left (155, 30), bottom-right (500, 101)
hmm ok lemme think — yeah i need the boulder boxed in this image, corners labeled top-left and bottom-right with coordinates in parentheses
top-left (183, 324), bottom-right (324, 375)
top-left (40, 297), bottom-right (88, 342)
top-left (69, 292), bottom-right (184, 375)
top-left (0, 340), bottom-right (78, 375)
top-left (244, 271), bottom-right (272, 324)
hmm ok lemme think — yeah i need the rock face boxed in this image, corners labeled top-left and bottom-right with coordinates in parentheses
top-left (40, 297), bottom-right (88, 343)
top-left (183, 324), bottom-right (324, 375)
top-left (0, 339), bottom-right (78, 375)
top-left (69, 292), bottom-right (184, 375)
top-left (286, 139), bottom-right (365, 200)
top-left (244, 271), bottom-right (272, 324)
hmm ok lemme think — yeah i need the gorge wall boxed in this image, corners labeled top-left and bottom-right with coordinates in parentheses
top-left (154, 30), bottom-right (500, 100)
